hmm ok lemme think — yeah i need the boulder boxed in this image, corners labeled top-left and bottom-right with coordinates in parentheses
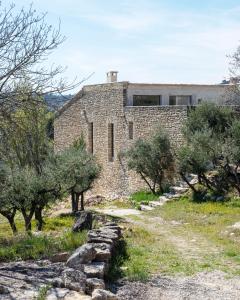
top-left (92, 289), bottom-right (118, 300)
top-left (61, 268), bottom-right (87, 292)
top-left (83, 262), bottom-right (106, 279)
top-left (73, 211), bottom-right (93, 232)
top-left (67, 244), bottom-right (97, 268)
top-left (86, 278), bottom-right (105, 295)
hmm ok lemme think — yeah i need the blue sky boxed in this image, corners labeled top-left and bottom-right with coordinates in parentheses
top-left (5, 0), bottom-right (240, 88)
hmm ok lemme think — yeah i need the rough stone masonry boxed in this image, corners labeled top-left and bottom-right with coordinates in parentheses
top-left (54, 74), bottom-right (228, 198)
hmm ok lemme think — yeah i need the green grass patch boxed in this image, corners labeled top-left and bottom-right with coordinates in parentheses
top-left (117, 196), bottom-right (240, 280)
top-left (35, 285), bottom-right (51, 300)
top-left (0, 214), bottom-right (87, 262)
top-left (130, 191), bottom-right (160, 208)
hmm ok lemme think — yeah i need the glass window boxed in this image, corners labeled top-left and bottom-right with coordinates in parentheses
top-left (169, 95), bottom-right (192, 105)
top-left (133, 95), bottom-right (161, 106)
top-left (169, 96), bottom-right (176, 105)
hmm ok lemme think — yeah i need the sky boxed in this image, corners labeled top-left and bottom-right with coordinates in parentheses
top-left (5, 0), bottom-right (240, 89)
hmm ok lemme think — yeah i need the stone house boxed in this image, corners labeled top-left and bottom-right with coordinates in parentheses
top-left (54, 71), bottom-right (229, 198)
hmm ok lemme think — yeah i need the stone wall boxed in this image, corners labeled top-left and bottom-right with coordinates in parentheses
top-left (54, 83), bottom-right (188, 198)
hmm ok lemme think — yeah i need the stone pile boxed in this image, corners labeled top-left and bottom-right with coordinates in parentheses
top-left (47, 222), bottom-right (121, 300)
top-left (140, 175), bottom-right (198, 211)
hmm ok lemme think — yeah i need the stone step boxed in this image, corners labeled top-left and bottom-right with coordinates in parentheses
top-left (170, 186), bottom-right (188, 194)
top-left (159, 195), bottom-right (171, 201)
top-left (149, 201), bottom-right (164, 207)
top-left (140, 205), bottom-right (154, 211)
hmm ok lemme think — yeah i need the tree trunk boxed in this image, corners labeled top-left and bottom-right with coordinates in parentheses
top-left (71, 191), bottom-right (75, 212)
top-left (80, 192), bottom-right (84, 211)
top-left (71, 191), bottom-right (79, 212)
top-left (21, 207), bottom-right (35, 232)
top-left (180, 172), bottom-right (198, 193)
top-left (35, 206), bottom-right (45, 231)
top-left (75, 193), bottom-right (80, 211)
top-left (0, 210), bottom-right (18, 234)
top-left (7, 215), bottom-right (18, 234)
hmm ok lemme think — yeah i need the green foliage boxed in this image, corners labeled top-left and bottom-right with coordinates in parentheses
top-left (130, 191), bottom-right (159, 207)
top-left (178, 103), bottom-right (240, 199)
top-left (127, 129), bottom-right (174, 194)
top-left (36, 285), bottom-right (51, 300)
top-left (184, 103), bottom-right (233, 139)
top-left (56, 138), bottom-right (101, 211)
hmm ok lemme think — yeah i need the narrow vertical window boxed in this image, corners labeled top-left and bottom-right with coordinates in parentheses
top-left (129, 122), bottom-right (133, 140)
top-left (108, 123), bottom-right (114, 162)
top-left (88, 122), bottom-right (93, 154)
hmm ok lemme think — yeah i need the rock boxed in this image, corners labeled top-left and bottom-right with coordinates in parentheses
top-left (51, 252), bottom-right (69, 263)
top-left (62, 268), bottom-right (87, 292)
top-left (149, 201), bottom-right (163, 207)
top-left (46, 288), bottom-right (69, 300)
top-left (99, 226), bottom-right (121, 237)
top-left (140, 204), bottom-right (154, 211)
top-left (83, 262), bottom-right (106, 279)
top-left (94, 243), bottom-right (111, 262)
top-left (51, 277), bottom-right (65, 288)
top-left (159, 195), bottom-right (170, 201)
top-left (104, 222), bottom-right (118, 227)
top-left (73, 211), bottom-right (93, 232)
top-left (46, 288), bottom-right (91, 300)
top-left (67, 244), bottom-right (97, 268)
top-left (170, 186), bottom-right (188, 194)
top-left (86, 278), bottom-right (105, 295)
top-left (64, 291), bottom-right (92, 300)
top-left (92, 289), bottom-right (118, 300)
top-left (0, 284), bottom-right (9, 294)
top-left (87, 230), bottom-right (115, 245)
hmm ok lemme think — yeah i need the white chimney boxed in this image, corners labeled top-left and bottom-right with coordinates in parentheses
top-left (107, 71), bottom-right (118, 83)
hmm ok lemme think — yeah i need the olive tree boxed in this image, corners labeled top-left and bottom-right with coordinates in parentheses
top-left (57, 138), bottom-right (101, 212)
top-left (127, 129), bottom-right (174, 194)
top-left (177, 103), bottom-right (240, 198)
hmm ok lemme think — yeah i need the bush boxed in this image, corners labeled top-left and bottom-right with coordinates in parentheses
top-left (178, 103), bottom-right (240, 198)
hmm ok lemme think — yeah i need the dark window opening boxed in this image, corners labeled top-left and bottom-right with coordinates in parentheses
top-left (133, 95), bottom-right (161, 106)
top-left (88, 122), bottom-right (93, 154)
top-left (108, 123), bottom-right (114, 162)
top-left (169, 95), bottom-right (192, 105)
top-left (129, 122), bottom-right (133, 140)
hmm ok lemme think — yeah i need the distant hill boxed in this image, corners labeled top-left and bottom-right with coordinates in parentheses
top-left (44, 94), bottom-right (73, 110)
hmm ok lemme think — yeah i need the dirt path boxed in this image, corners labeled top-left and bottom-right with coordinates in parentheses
top-left (95, 207), bottom-right (240, 300)
top-left (115, 271), bottom-right (240, 300)
top-left (129, 213), bottom-right (221, 260)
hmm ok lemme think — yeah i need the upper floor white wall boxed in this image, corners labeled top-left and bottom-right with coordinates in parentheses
top-left (126, 84), bottom-right (227, 106)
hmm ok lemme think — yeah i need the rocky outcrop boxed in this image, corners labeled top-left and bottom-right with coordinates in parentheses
top-left (73, 211), bottom-right (93, 232)
top-left (0, 222), bottom-right (121, 300)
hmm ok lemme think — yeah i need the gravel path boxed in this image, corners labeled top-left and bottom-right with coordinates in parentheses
top-left (115, 271), bottom-right (240, 300)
